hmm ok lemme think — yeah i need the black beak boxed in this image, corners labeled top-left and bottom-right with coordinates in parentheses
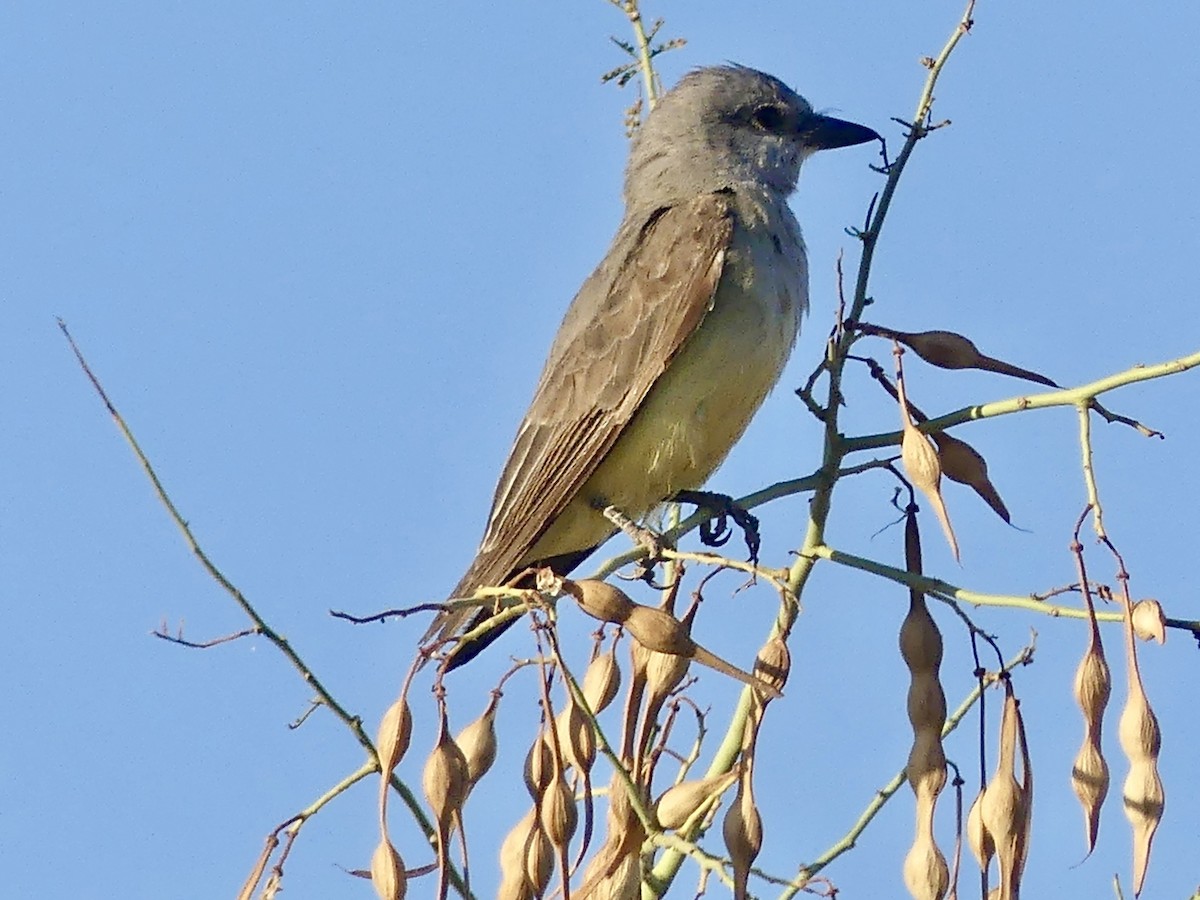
top-left (804, 114), bottom-right (880, 151)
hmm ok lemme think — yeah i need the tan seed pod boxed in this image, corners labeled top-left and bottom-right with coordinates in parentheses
top-left (623, 605), bottom-right (781, 698)
top-left (580, 850), bottom-right (640, 900)
top-left (752, 636), bottom-right (791, 697)
top-left (1131, 599), bottom-right (1167, 644)
top-left (376, 695), bottom-right (413, 777)
top-left (423, 706), bottom-right (470, 900)
top-left (981, 690), bottom-right (1026, 900)
top-left (581, 646), bottom-right (622, 713)
top-left (524, 733), bottom-right (554, 800)
top-left (1118, 683), bottom-right (1164, 896)
top-left (907, 729), bottom-right (948, 794)
top-left (931, 432), bottom-right (1011, 524)
top-left (455, 693), bottom-right (500, 791)
top-left (498, 807), bottom-right (553, 900)
top-left (564, 579), bottom-right (637, 625)
top-left (899, 597), bottom-right (944, 676)
top-left (900, 329), bottom-right (984, 370)
top-left (967, 788), bottom-right (994, 870)
top-left (1071, 739), bottom-right (1108, 855)
top-left (370, 837), bottom-right (408, 900)
top-left (723, 774), bottom-right (763, 900)
top-left (539, 771), bottom-right (579, 851)
top-left (555, 696), bottom-right (597, 775)
top-left (422, 711), bottom-right (470, 832)
top-left (1074, 642), bottom-right (1112, 725)
top-left (1072, 639), bottom-right (1111, 855)
top-left (896, 370), bottom-right (959, 561)
top-left (903, 839), bottom-right (948, 900)
top-left (654, 770), bottom-right (739, 830)
top-left (897, 329), bottom-right (1058, 387)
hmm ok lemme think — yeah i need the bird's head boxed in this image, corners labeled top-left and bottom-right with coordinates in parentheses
top-left (625, 65), bottom-right (879, 204)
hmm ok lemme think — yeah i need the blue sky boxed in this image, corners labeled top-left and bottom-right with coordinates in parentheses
top-left (4, 2), bottom-right (1198, 898)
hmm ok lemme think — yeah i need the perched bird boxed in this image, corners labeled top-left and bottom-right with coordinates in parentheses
top-left (426, 65), bottom-right (878, 669)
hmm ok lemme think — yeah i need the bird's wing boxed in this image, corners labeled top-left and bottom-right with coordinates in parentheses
top-left (434, 192), bottom-right (735, 634)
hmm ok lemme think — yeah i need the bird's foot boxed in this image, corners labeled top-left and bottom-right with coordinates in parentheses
top-left (670, 490), bottom-right (761, 565)
top-left (601, 504), bottom-right (674, 583)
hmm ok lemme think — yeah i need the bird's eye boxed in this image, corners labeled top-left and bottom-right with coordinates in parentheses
top-left (751, 104), bottom-right (786, 132)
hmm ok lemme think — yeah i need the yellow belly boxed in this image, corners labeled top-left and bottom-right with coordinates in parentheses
top-left (526, 199), bottom-right (806, 562)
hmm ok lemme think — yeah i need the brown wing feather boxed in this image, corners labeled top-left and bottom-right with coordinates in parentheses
top-left (431, 193), bottom-right (734, 639)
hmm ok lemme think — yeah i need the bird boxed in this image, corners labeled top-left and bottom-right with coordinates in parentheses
top-left (425, 65), bottom-right (878, 670)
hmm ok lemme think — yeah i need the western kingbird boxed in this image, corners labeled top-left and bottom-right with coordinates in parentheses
top-left (427, 65), bottom-right (878, 669)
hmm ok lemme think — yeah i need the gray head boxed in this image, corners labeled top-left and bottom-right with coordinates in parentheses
top-left (624, 65), bottom-right (878, 206)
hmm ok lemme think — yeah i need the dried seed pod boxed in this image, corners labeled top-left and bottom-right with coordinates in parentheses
top-left (623, 604), bottom-right (780, 697)
top-left (524, 733), bottom-right (554, 800)
top-left (1119, 674), bottom-right (1164, 896)
top-left (539, 769), bottom-right (579, 851)
top-left (967, 788), bottom-right (994, 870)
top-left (576, 773), bottom-right (647, 900)
top-left (1131, 599), bottom-right (1167, 645)
top-left (753, 636), bottom-right (791, 697)
top-left (931, 431), bottom-right (1011, 524)
top-left (565, 579), bottom-right (637, 625)
top-left (981, 689), bottom-right (1026, 900)
top-left (555, 695), bottom-right (597, 775)
top-left (582, 645), bottom-right (622, 713)
top-left (422, 705), bottom-right (470, 900)
top-left (654, 770), bottom-right (739, 830)
top-left (580, 851), bottom-right (640, 900)
top-left (370, 837), bottom-right (408, 900)
top-left (900, 594), bottom-right (947, 791)
top-left (423, 710), bottom-right (470, 832)
top-left (455, 693), bottom-right (500, 792)
top-left (376, 695), bottom-right (413, 777)
top-left (896, 368), bottom-right (959, 561)
top-left (723, 771), bottom-right (762, 900)
top-left (903, 789), bottom-right (949, 900)
top-left (498, 807), bottom-right (553, 900)
top-left (1071, 637), bottom-right (1111, 855)
top-left (896, 329), bottom-right (1057, 387)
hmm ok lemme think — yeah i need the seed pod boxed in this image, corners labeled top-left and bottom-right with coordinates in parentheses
top-left (623, 604), bottom-right (780, 698)
top-left (498, 807), bottom-right (553, 900)
top-left (539, 768), bottom-right (579, 852)
top-left (524, 733), bottom-right (554, 800)
top-left (376, 695), bottom-right (414, 777)
top-left (1071, 638), bottom-right (1111, 855)
top-left (565, 579), bottom-right (637, 625)
top-left (900, 595), bottom-right (947, 791)
top-left (931, 432), bottom-right (1011, 524)
top-left (582, 645), bottom-right (622, 714)
top-left (753, 636), bottom-right (791, 698)
top-left (903, 788), bottom-right (949, 900)
top-left (900, 329), bottom-right (983, 370)
top-left (576, 773), bottom-right (647, 900)
top-left (981, 688), bottom-right (1026, 900)
top-left (967, 788), bottom-right (994, 870)
top-left (555, 695), bottom-right (597, 775)
top-left (723, 771), bottom-right (762, 900)
top-left (896, 329), bottom-right (1057, 387)
top-left (580, 850), bottom-right (640, 900)
top-left (654, 770), bottom-right (738, 830)
top-left (1131, 599), bottom-right (1167, 645)
top-left (455, 693), bottom-right (500, 792)
top-left (370, 837), bottom-right (407, 900)
top-left (1119, 674), bottom-right (1164, 896)
top-left (896, 367), bottom-right (959, 561)
top-left (423, 709), bottom-right (470, 833)
top-left (422, 705), bottom-right (470, 900)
